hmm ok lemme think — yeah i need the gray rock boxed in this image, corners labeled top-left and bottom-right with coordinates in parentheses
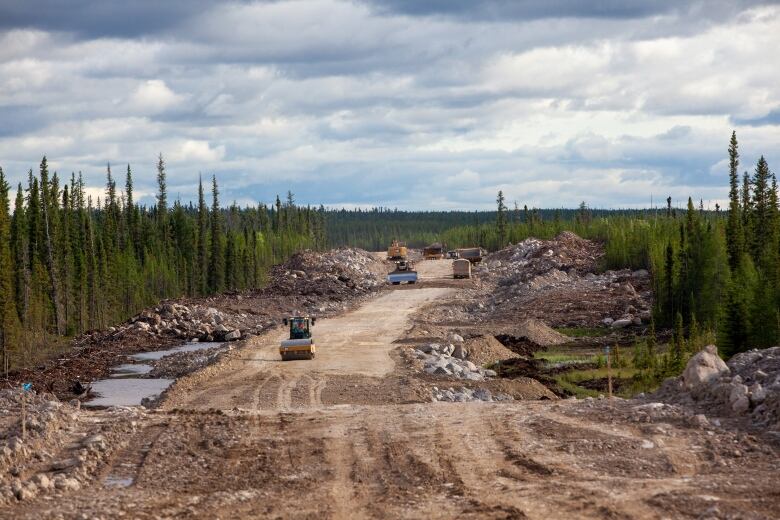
top-left (51, 458), bottom-right (79, 471)
top-left (450, 334), bottom-right (464, 343)
top-left (732, 395), bottom-right (750, 414)
top-left (602, 317), bottom-right (614, 326)
top-left (484, 369), bottom-right (497, 377)
top-left (750, 383), bottom-right (767, 404)
top-left (224, 329), bottom-right (241, 341)
top-left (464, 360), bottom-right (478, 372)
top-left (611, 318), bottom-right (632, 329)
top-left (452, 344), bottom-right (467, 359)
top-left (473, 388), bottom-right (492, 401)
top-left (419, 344), bottom-right (435, 354)
top-left (433, 366), bottom-right (452, 376)
top-left (682, 345), bottom-right (729, 390)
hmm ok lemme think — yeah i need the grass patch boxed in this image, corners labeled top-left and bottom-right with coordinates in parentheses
top-left (556, 367), bottom-right (640, 398)
top-left (534, 352), bottom-right (593, 364)
top-left (554, 327), bottom-right (609, 338)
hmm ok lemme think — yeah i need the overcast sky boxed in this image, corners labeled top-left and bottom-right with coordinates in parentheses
top-left (1, 0), bottom-right (779, 210)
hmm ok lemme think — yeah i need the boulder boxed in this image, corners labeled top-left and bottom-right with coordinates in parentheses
top-left (681, 345), bottom-right (729, 390)
top-left (224, 330), bottom-right (241, 341)
top-left (611, 318), bottom-right (632, 329)
top-left (452, 344), bottom-right (467, 359)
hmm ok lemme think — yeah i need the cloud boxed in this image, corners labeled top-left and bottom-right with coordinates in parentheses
top-left (129, 80), bottom-right (185, 113)
top-left (0, 0), bottom-right (778, 210)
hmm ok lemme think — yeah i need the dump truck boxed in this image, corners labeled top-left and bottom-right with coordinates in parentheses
top-left (453, 258), bottom-right (472, 279)
top-left (387, 260), bottom-right (417, 285)
top-left (457, 247), bottom-right (486, 264)
top-left (280, 316), bottom-right (316, 360)
top-left (447, 250), bottom-right (459, 259)
top-left (423, 243), bottom-right (445, 260)
top-left (387, 240), bottom-right (408, 260)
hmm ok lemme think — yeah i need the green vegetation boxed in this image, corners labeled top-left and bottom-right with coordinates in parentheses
top-left (0, 156), bottom-right (325, 371)
top-left (326, 132), bottom-right (778, 361)
top-left (553, 327), bottom-right (609, 338)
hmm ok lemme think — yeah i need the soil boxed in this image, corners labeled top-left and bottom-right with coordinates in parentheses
top-left (2, 252), bottom-right (778, 519)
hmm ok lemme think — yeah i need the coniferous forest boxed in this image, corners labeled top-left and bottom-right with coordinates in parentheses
top-left (0, 132), bottom-right (776, 372)
top-left (0, 155), bottom-right (325, 371)
top-left (324, 132), bottom-right (777, 359)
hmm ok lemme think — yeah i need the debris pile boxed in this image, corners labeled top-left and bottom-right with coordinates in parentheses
top-left (147, 342), bottom-right (235, 379)
top-left (476, 232), bottom-right (653, 328)
top-left (126, 303), bottom-right (257, 343)
top-left (412, 342), bottom-right (497, 381)
top-left (430, 385), bottom-right (514, 403)
top-left (652, 345), bottom-right (780, 431)
top-left (263, 247), bottom-right (385, 298)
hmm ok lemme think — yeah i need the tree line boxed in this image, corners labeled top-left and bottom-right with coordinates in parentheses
top-left (324, 133), bottom-right (776, 358)
top-left (0, 155), bottom-right (325, 371)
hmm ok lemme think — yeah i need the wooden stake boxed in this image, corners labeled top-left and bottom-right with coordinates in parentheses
top-left (607, 348), bottom-right (613, 400)
top-left (21, 386), bottom-right (26, 441)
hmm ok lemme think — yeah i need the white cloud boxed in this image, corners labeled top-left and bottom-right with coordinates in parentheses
top-left (129, 79), bottom-right (184, 113)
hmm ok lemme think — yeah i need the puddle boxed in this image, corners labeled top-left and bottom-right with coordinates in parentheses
top-left (86, 342), bottom-right (225, 407)
top-left (86, 378), bottom-right (174, 407)
top-left (103, 476), bottom-right (134, 488)
top-left (110, 364), bottom-right (153, 377)
top-left (130, 342), bottom-right (223, 361)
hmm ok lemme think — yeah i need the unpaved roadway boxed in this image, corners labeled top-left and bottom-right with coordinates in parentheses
top-left (5, 259), bottom-right (780, 519)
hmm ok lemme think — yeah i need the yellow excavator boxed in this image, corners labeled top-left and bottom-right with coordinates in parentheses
top-left (387, 240), bottom-right (408, 261)
top-left (280, 316), bottom-right (316, 360)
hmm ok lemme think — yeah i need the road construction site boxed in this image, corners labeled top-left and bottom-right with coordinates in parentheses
top-left (1, 237), bottom-right (779, 519)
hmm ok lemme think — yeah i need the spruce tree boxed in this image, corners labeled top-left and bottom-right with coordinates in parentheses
top-left (0, 168), bottom-right (19, 373)
top-left (726, 131), bottom-right (743, 269)
top-left (207, 175), bottom-right (224, 293)
top-left (495, 190), bottom-right (507, 247)
top-left (196, 176), bottom-right (209, 295)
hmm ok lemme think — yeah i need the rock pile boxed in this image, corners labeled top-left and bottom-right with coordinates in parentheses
top-left (147, 342), bottom-right (235, 379)
top-left (127, 303), bottom-right (254, 342)
top-left (412, 340), bottom-right (497, 382)
top-left (476, 232), bottom-right (653, 328)
top-left (653, 345), bottom-right (780, 430)
top-left (264, 247), bottom-right (385, 298)
top-left (431, 385), bottom-right (514, 403)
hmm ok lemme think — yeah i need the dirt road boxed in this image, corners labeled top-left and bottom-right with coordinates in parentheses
top-left (5, 259), bottom-right (779, 519)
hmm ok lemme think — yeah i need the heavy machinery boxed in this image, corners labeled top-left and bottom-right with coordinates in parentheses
top-left (387, 240), bottom-right (408, 261)
top-left (457, 247), bottom-right (487, 264)
top-left (453, 258), bottom-right (472, 279)
top-left (387, 260), bottom-right (418, 285)
top-left (280, 316), bottom-right (316, 360)
top-left (423, 242), bottom-right (445, 260)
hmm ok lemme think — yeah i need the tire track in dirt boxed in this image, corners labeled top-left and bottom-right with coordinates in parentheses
top-left (250, 374), bottom-right (279, 411)
top-left (101, 422), bottom-right (169, 489)
top-left (276, 378), bottom-right (298, 410)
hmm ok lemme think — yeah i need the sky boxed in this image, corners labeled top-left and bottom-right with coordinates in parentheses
top-left (1, 0), bottom-right (779, 210)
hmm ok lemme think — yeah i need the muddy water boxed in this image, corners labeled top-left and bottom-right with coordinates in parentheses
top-left (86, 342), bottom-right (223, 407)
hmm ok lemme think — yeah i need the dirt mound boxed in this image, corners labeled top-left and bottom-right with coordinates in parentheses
top-left (464, 336), bottom-right (517, 366)
top-left (516, 318), bottom-right (570, 346)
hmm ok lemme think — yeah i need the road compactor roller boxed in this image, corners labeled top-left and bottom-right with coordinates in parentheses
top-left (280, 316), bottom-right (316, 360)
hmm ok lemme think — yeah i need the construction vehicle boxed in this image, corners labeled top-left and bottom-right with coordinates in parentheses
top-left (387, 260), bottom-right (417, 285)
top-left (280, 316), bottom-right (316, 360)
top-left (423, 243), bottom-right (445, 260)
top-left (447, 250), bottom-right (459, 259)
top-left (387, 240), bottom-right (408, 261)
top-left (453, 258), bottom-right (472, 279)
top-left (457, 247), bottom-right (487, 264)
